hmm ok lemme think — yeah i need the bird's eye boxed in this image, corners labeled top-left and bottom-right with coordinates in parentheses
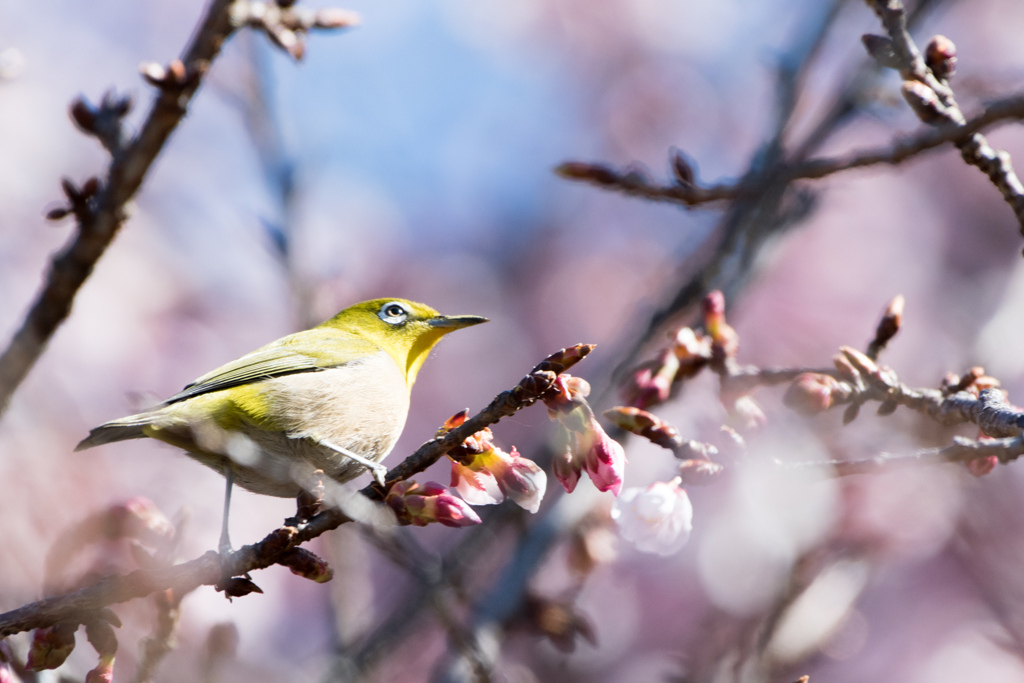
top-left (379, 302), bottom-right (409, 324)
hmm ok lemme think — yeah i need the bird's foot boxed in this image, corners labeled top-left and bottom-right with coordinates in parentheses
top-left (368, 462), bottom-right (389, 487)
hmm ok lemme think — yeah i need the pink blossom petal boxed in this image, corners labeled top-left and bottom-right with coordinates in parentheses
top-left (611, 480), bottom-right (693, 555)
top-left (494, 449), bottom-right (547, 513)
top-left (451, 460), bottom-right (504, 506)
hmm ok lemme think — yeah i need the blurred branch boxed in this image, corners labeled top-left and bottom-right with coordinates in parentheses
top-left (558, 91), bottom-right (1024, 209)
top-left (0, 345), bottom-right (592, 638)
top-left (0, 0), bottom-right (357, 419)
top-left (794, 434), bottom-right (1024, 477)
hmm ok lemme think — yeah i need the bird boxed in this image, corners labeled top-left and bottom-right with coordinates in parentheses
top-left (76, 298), bottom-right (488, 551)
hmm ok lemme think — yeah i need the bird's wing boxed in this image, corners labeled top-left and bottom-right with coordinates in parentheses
top-left (162, 328), bottom-right (380, 405)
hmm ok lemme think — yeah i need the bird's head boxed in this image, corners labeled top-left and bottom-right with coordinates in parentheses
top-left (323, 298), bottom-right (488, 386)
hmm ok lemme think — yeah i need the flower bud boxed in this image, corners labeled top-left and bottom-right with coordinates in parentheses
top-left (925, 35), bottom-right (957, 80)
top-left (784, 373), bottom-right (846, 416)
top-left (901, 80), bottom-right (946, 124)
top-left (552, 442), bottom-right (582, 494)
top-left (277, 548), bottom-right (333, 583)
top-left (386, 481), bottom-right (481, 527)
top-left (861, 33), bottom-right (900, 69)
top-left (581, 426), bottom-right (626, 496)
top-left (27, 622), bottom-right (77, 670)
top-left (603, 406), bottom-right (682, 450)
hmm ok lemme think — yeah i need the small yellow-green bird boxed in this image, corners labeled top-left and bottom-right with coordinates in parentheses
top-left (76, 298), bottom-right (487, 550)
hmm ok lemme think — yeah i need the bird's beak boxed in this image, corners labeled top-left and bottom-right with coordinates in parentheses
top-left (428, 314), bottom-right (489, 329)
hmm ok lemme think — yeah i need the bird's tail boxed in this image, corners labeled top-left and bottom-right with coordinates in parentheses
top-left (75, 415), bottom-right (153, 451)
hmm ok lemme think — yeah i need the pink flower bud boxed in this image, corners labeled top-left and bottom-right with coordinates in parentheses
top-left (85, 657), bottom-right (115, 683)
top-left (553, 443), bottom-right (582, 494)
top-left (611, 479), bottom-right (693, 555)
top-left (784, 373), bottom-right (846, 416)
top-left (386, 481), bottom-right (481, 528)
top-left (580, 423), bottom-right (626, 496)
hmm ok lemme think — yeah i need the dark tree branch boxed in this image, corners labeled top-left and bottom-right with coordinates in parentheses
top-left (0, 0), bottom-right (238, 418)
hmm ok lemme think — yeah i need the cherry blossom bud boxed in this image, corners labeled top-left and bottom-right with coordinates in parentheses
top-left (861, 34), bottom-right (900, 69)
top-left (603, 406), bottom-right (682, 450)
top-left (0, 640), bottom-right (14, 683)
top-left (624, 349), bottom-right (679, 409)
top-left (611, 479), bottom-right (693, 555)
top-left (874, 294), bottom-right (904, 348)
top-left (784, 373), bottom-right (846, 416)
top-left (27, 622), bottom-right (77, 670)
top-left (703, 290), bottom-right (739, 359)
top-left (277, 548), bottom-right (333, 583)
top-left (84, 618), bottom-right (117, 683)
top-left (85, 657), bottom-right (115, 683)
top-left (555, 162), bottom-right (619, 185)
top-left (386, 481), bottom-right (481, 527)
top-left (925, 35), bottom-right (957, 80)
top-left (966, 456), bottom-right (997, 478)
top-left (901, 80), bottom-right (946, 124)
top-left (552, 442), bottom-right (582, 494)
top-left (582, 427), bottom-right (626, 496)
top-left (670, 148), bottom-right (695, 186)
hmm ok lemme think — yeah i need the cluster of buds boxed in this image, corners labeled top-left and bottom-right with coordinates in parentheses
top-left (544, 376), bottom-right (626, 495)
top-left (67, 90), bottom-right (131, 155)
top-left (624, 326), bottom-right (711, 409)
top-left (940, 366), bottom-right (1001, 398)
top-left (385, 480), bottom-right (481, 528)
top-left (231, 1), bottom-right (360, 60)
top-left (46, 175), bottom-right (102, 223)
top-left (783, 346), bottom-right (902, 425)
top-left (440, 411), bottom-right (547, 513)
top-left (611, 478), bottom-right (694, 556)
top-left (623, 290), bottom-right (745, 425)
top-left (27, 609), bottom-right (121, 678)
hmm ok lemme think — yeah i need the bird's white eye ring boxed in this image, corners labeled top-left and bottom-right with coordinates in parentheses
top-left (379, 302), bottom-right (409, 324)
